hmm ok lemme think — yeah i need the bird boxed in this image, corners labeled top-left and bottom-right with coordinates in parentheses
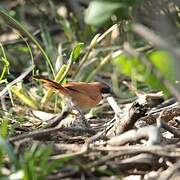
top-left (33, 75), bottom-right (112, 126)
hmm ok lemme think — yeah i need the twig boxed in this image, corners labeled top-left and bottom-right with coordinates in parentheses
top-left (139, 104), bottom-right (180, 125)
top-left (85, 130), bottom-right (107, 144)
top-left (43, 110), bottom-right (69, 128)
top-left (0, 65), bottom-right (34, 97)
top-left (106, 96), bottom-right (122, 115)
top-left (9, 126), bottom-right (96, 142)
top-left (106, 94), bottom-right (149, 137)
top-left (132, 23), bottom-right (180, 60)
top-left (107, 125), bottom-right (160, 146)
top-left (158, 161), bottom-right (180, 180)
top-left (156, 110), bottom-right (164, 129)
top-left (148, 101), bottom-right (179, 115)
top-left (161, 120), bottom-right (180, 138)
top-left (53, 143), bottom-right (82, 152)
top-left (46, 169), bottom-right (79, 180)
top-left (50, 144), bottom-right (88, 160)
top-left (112, 154), bottom-right (159, 171)
top-left (91, 145), bottom-right (180, 158)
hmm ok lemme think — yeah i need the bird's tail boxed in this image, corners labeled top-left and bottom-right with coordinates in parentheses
top-left (33, 75), bottom-right (68, 94)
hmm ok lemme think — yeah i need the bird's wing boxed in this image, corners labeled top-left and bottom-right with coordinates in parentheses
top-left (34, 76), bottom-right (69, 95)
top-left (63, 82), bottom-right (101, 101)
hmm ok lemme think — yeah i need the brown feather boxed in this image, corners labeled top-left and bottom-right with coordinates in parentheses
top-left (33, 75), bottom-right (69, 95)
top-left (33, 76), bottom-right (110, 110)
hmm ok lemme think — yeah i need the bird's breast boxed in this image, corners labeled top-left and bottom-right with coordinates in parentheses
top-left (69, 91), bottom-right (102, 110)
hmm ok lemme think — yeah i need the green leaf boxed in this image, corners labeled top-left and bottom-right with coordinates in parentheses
top-left (11, 83), bottom-right (40, 109)
top-left (149, 50), bottom-right (176, 82)
top-left (0, 136), bottom-right (20, 170)
top-left (113, 54), bottom-right (145, 82)
top-left (113, 53), bottom-right (169, 94)
top-left (22, 144), bottom-right (60, 180)
top-left (0, 43), bottom-right (9, 81)
top-left (70, 43), bottom-right (84, 62)
top-left (0, 119), bottom-right (8, 138)
top-left (85, 1), bottom-right (124, 26)
top-left (41, 22), bottom-right (57, 62)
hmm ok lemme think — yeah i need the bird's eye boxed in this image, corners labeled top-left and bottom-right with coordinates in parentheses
top-left (101, 86), bottom-right (111, 94)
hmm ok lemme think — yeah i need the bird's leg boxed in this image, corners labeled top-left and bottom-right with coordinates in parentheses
top-left (69, 101), bottom-right (90, 127)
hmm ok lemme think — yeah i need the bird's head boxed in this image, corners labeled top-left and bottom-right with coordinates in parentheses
top-left (93, 82), bottom-right (114, 95)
